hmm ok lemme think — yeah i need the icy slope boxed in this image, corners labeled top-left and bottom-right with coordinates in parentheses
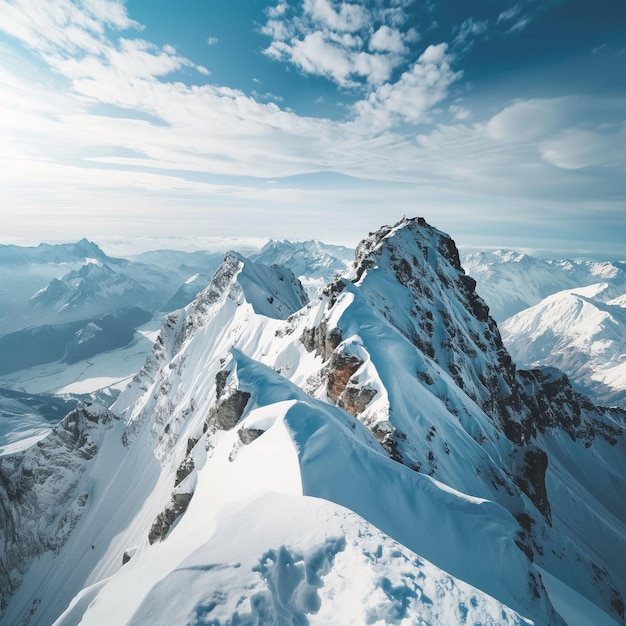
top-left (2, 219), bottom-right (625, 626)
top-left (502, 283), bottom-right (626, 407)
top-left (463, 249), bottom-right (626, 322)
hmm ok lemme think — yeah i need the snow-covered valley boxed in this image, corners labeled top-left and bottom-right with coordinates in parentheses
top-left (1, 220), bottom-right (624, 625)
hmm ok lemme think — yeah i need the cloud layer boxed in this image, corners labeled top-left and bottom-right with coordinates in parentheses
top-left (0, 0), bottom-right (624, 251)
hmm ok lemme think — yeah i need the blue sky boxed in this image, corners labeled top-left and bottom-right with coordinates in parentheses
top-left (0, 0), bottom-right (624, 255)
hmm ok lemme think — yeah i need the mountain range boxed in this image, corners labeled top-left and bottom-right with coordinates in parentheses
top-left (462, 249), bottom-right (626, 323)
top-left (501, 283), bottom-right (626, 409)
top-left (0, 218), bottom-right (624, 626)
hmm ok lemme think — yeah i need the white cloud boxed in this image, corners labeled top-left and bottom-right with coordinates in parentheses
top-left (449, 104), bottom-right (470, 120)
top-left (454, 17), bottom-right (488, 47)
top-left (497, 4), bottom-right (521, 24)
top-left (540, 126), bottom-right (626, 169)
top-left (261, 0), bottom-right (414, 87)
top-left (369, 26), bottom-right (407, 54)
top-left (354, 43), bottom-right (460, 127)
top-left (507, 16), bottom-right (530, 34)
top-left (486, 99), bottom-right (562, 142)
top-left (207, 36), bottom-right (218, 45)
top-left (0, 0), bottom-right (624, 246)
top-left (265, 29), bottom-right (397, 87)
top-left (303, 0), bottom-right (370, 33)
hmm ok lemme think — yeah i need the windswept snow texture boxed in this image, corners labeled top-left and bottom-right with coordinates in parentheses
top-left (502, 283), bottom-right (626, 408)
top-left (463, 249), bottom-right (626, 322)
top-left (1, 219), bottom-right (624, 626)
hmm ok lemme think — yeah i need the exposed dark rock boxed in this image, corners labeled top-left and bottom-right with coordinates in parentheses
top-left (322, 277), bottom-right (347, 307)
top-left (300, 321), bottom-right (342, 361)
top-left (215, 369), bottom-right (231, 401)
top-left (518, 367), bottom-right (625, 445)
top-left (338, 385), bottom-right (377, 417)
top-left (238, 428), bottom-right (266, 445)
top-left (148, 493), bottom-right (192, 544)
top-left (174, 457), bottom-right (195, 488)
top-left (371, 424), bottom-right (404, 464)
top-left (326, 353), bottom-right (363, 404)
top-left (209, 390), bottom-right (251, 431)
top-left (0, 403), bottom-right (115, 610)
top-left (518, 368), bottom-right (582, 436)
top-left (512, 446), bottom-right (551, 523)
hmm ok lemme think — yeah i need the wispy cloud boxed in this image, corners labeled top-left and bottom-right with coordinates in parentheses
top-left (497, 4), bottom-right (521, 25)
top-left (453, 17), bottom-right (488, 50)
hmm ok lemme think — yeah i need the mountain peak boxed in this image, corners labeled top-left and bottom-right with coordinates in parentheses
top-left (70, 238), bottom-right (107, 260)
top-left (348, 217), bottom-right (462, 284)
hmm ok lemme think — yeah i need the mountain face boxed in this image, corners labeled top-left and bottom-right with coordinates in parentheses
top-left (463, 249), bottom-right (626, 322)
top-left (1, 219), bottom-right (625, 626)
top-left (28, 259), bottom-right (173, 326)
top-left (159, 272), bottom-right (213, 312)
top-left (501, 283), bottom-right (626, 408)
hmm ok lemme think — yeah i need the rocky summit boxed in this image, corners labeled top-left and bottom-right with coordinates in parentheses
top-left (1, 218), bottom-right (624, 626)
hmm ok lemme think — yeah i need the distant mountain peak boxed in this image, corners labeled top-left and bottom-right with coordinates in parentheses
top-left (71, 238), bottom-right (107, 260)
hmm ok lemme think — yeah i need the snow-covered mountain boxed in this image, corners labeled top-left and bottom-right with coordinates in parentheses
top-left (0, 240), bottom-right (184, 336)
top-left (0, 239), bottom-right (108, 336)
top-left (27, 258), bottom-right (175, 327)
top-left (251, 239), bottom-right (353, 298)
top-left (159, 272), bottom-right (214, 312)
top-left (1, 220), bottom-right (624, 626)
top-left (463, 249), bottom-right (626, 322)
top-left (501, 283), bottom-right (626, 408)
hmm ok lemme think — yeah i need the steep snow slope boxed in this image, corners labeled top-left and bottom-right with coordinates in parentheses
top-left (1, 219), bottom-right (624, 626)
top-left (463, 249), bottom-right (626, 322)
top-left (502, 284), bottom-right (626, 408)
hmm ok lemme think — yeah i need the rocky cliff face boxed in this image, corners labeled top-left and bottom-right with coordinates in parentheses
top-left (0, 403), bottom-right (116, 611)
top-left (1, 219), bottom-right (625, 626)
